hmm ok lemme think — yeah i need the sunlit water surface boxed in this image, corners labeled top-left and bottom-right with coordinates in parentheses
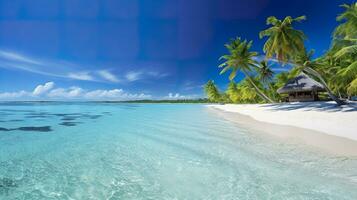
top-left (0, 102), bottom-right (356, 199)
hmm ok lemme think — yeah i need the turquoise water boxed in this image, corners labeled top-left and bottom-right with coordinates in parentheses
top-left (0, 102), bottom-right (356, 199)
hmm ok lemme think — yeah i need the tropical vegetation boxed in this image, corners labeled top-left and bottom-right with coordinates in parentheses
top-left (204, 2), bottom-right (357, 105)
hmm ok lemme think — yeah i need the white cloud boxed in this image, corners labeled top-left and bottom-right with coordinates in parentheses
top-left (147, 71), bottom-right (169, 78)
top-left (98, 70), bottom-right (120, 83)
top-left (48, 87), bottom-right (150, 100)
top-left (168, 93), bottom-right (180, 99)
top-left (0, 50), bottom-right (110, 83)
top-left (84, 89), bottom-right (151, 100)
top-left (0, 82), bottom-right (151, 101)
top-left (0, 50), bottom-right (84, 79)
top-left (0, 50), bottom-right (171, 84)
top-left (125, 71), bottom-right (169, 82)
top-left (164, 93), bottom-right (200, 100)
top-left (67, 72), bottom-right (94, 81)
top-left (47, 87), bottom-right (84, 98)
top-left (0, 50), bottom-right (41, 65)
top-left (32, 82), bottom-right (54, 96)
top-left (0, 90), bottom-right (28, 99)
top-left (84, 89), bottom-right (123, 99)
top-left (125, 71), bottom-right (142, 82)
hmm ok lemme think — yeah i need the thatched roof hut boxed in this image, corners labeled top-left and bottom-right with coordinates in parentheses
top-left (277, 72), bottom-right (326, 102)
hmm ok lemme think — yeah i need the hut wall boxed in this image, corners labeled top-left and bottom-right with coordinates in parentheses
top-left (288, 92), bottom-right (317, 102)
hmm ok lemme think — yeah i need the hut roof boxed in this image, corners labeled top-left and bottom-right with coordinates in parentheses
top-left (277, 72), bottom-right (326, 94)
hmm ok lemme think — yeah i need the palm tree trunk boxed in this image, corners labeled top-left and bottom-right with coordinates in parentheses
top-left (243, 71), bottom-right (275, 103)
top-left (303, 67), bottom-right (346, 105)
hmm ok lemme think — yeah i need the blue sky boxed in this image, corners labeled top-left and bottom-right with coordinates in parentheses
top-left (0, 0), bottom-right (353, 100)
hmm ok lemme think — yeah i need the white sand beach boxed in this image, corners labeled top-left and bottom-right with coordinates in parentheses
top-left (208, 101), bottom-right (357, 155)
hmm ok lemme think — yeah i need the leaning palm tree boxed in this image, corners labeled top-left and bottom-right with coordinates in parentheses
top-left (260, 16), bottom-right (345, 105)
top-left (257, 61), bottom-right (281, 101)
top-left (297, 50), bottom-right (345, 104)
top-left (219, 37), bottom-right (274, 103)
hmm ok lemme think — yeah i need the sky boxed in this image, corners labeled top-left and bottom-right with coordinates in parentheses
top-left (0, 0), bottom-right (353, 100)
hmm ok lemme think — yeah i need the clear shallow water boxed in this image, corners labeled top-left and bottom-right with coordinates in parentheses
top-left (0, 102), bottom-right (356, 200)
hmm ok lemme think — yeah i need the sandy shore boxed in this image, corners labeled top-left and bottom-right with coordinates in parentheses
top-left (208, 101), bottom-right (357, 156)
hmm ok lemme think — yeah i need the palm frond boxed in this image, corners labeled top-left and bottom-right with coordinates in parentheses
top-left (334, 44), bottom-right (357, 58)
top-left (347, 77), bottom-right (357, 95)
top-left (266, 16), bottom-right (279, 25)
top-left (294, 15), bottom-right (307, 22)
top-left (337, 61), bottom-right (357, 80)
top-left (229, 70), bottom-right (237, 80)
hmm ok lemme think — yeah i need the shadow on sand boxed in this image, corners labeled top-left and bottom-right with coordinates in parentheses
top-left (259, 101), bottom-right (357, 113)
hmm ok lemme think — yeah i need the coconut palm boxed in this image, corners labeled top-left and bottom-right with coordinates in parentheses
top-left (219, 37), bottom-right (274, 103)
top-left (259, 16), bottom-right (306, 64)
top-left (257, 61), bottom-right (274, 84)
top-left (334, 2), bottom-right (357, 39)
top-left (298, 50), bottom-right (345, 104)
top-left (260, 16), bottom-right (345, 105)
top-left (204, 80), bottom-right (221, 102)
top-left (273, 72), bottom-right (290, 90)
top-left (334, 41), bottom-right (357, 59)
top-left (331, 2), bottom-right (357, 97)
top-left (226, 81), bottom-right (239, 103)
top-left (256, 61), bottom-right (277, 101)
top-left (334, 38), bottom-right (357, 96)
top-left (236, 78), bottom-right (261, 103)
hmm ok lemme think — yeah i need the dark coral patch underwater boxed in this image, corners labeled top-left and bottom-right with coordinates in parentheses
top-left (59, 122), bottom-right (82, 127)
top-left (8, 119), bottom-right (24, 122)
top-left (17, 126), bottom-right (52, 132)
top-left (55, 113), bottom-right (102, 120)
top-left (0, 178), bottom-right (17, 188)
top-left (24, 112), bottom-right (52, 119)
top-left (0, 177), bottom-right (18, 195)
top-left (0, 126), bottom-right (52, 132)
top-left (61, 116), bottom-right (79, 121)
top-left (0, 111), bottom-right (105, 133)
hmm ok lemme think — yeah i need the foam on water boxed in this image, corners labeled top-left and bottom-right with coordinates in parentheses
top-left (0, 102), bottom-right (356, 199)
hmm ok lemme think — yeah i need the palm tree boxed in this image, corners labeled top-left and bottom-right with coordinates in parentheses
top-left (257, 61), bottom-right (274, 84)
top-left (204, 80), bottom-right (221, 102)
top-left (274, 72), bottom-right (290, 89)
top-left (334, 38), bottom-right (357, 97)
top-left (256, 61), bottom-right (278, 101)
top-left (259, 16), bottom-right (306, 64)
top-left (334, 2), bottom-right (357, 40)
top-left (332, 3), bottom-right (357, 98)
top-left (260, 16), bottom-right (345, 105)
top-left (226, 81), bottom-right (239, 103)
top-left (219, 37), bottom-right (274, 103)
top-left (237, 78), bottom-right (261, 103)
top-left (298, 50), bottom-right (346, 104)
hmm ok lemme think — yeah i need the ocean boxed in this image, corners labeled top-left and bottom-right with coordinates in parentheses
top-left (0, 102), bottom-right (356, 199)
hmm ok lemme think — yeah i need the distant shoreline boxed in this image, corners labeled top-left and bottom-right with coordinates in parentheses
top-left (0, 99), bottom-right (209, 103)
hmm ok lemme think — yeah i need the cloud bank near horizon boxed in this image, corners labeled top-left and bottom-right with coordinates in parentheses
top-left (0, 82), bottom-right (151, 101)
top-left (164, 93), bottom-right (201, 100)
top-left (0, 82), bottom-right (202, 101)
